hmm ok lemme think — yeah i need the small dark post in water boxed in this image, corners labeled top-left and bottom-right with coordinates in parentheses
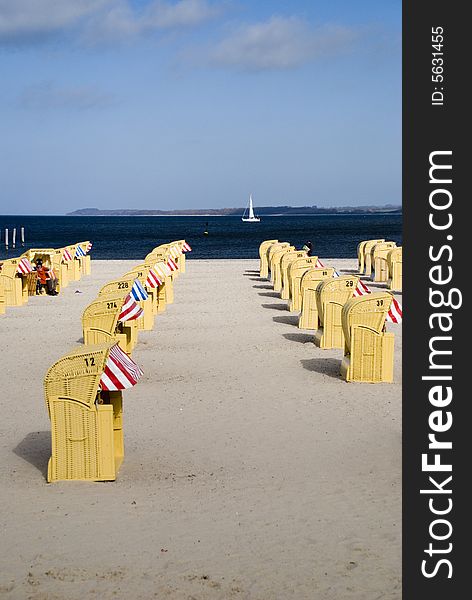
top-left (21, 226), bottom-right (25, 246)
top-left (12, 228), bottom-right (16, 249)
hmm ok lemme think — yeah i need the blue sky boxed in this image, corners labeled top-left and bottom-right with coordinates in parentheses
top-left (0, 0), bottom-right (401, 215)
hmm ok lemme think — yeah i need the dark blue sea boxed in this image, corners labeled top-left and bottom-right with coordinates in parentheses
top-left (0, 214), bottom-right (402, 260)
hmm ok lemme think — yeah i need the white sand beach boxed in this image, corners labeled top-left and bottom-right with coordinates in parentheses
top-left (0, 259), bottom-right (401, 599)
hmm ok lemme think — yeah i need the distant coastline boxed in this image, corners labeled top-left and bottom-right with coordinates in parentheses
top-left (67, 205), bottom-right (402, 217)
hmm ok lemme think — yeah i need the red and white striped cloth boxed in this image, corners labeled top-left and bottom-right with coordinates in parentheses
top-left (353, 279), bottom-right (402, 323)
top-left (146, 267), bottom-right (163, 288)
top-left (167, 257), bottom-right (178, 272)
top-left (182, 241), bottom-right (192, 252)
top-left (62, 249), bottom-right (73, 262)
top-left (386, 297), bottom-right (403, 324)
top-left (99, 344), bottom-right (143, 391)
top-left (169, 245), bottom-right (181, 259)
top-left (315, 258), bottom-right (326, 268)
top-left (154, 261), bottom-right (172, 279)
top-left (118, 293), bottom-right (144, 322)
top-left (353, 279), bottom-right (371, 297)
top-left (46, 268), bottom-right (56, 280)
top-left (17, 258), bottom-right (34, 275)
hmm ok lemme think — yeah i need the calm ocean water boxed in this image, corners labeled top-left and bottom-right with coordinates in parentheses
top-left (0, 214), bottom-right (402, 260)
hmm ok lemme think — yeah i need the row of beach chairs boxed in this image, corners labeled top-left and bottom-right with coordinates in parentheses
top-left (43, 239), bottom-right (192, 483)
top-left (0, 241), bottom-right (92, 314)
top-left (357, 239), bottom-right (402, 291)
top-left (258, 240), bottom-right (402, 383)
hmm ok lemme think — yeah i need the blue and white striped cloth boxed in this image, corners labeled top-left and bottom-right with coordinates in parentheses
top-left (131, 278), bottom-right (148, 301)
top-left (75, 245), bottom-right (86, 258)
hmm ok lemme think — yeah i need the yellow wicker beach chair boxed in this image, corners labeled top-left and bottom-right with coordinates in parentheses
top-left (314, 275), bottom-right (360, 349)
top-left (145, 251), bottom-right (173, 307)
top-left (387, 247), bottom-right (402, 291)
top-left (0, 258), bottom-right (29, 307)
top-left (152, 243), bottom-right (183, 278)
top-left (82, 292), bottom-right (139, 353)
top-left (267, 242), bottom-right (291, 284)
top-left (357, 239), bottom-right (385, 275)
top-left (298, 267), bottom-right (335, 330)
top-left (99, 273), bottom-right (154, 332)
top-left (171, 240), bottom-right (187, 274)
top-left (259, 240), bottom-right (278, 278)
top-left (24, 249), bottom-right (67, 293)
top-left (130, 263), bottom-right (161, 315)
top-left (44, 342), bottom-right (142, 482)
top-left (371, 242), bottom-right (397, 282)
top-left (0, 267), bottom-right (5, 315)
top-left (64, 244), bottom-right (82, 281)
top-left (77, 241), bottom-right (92, 276)
top-left (280, 251), bottom-right (307, 300)
top-left (340, 292), bottom-right (394, 383)
top-left (51, 249), bottom-right (70, 289)
top-left (362, 239), bottom-right (385, 278)
top-left (271, 246), bottom-right (295, 292)
top-left (287, 256), bottom-right (319, 312)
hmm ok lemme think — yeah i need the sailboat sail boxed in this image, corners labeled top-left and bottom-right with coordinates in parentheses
top-left (242, 193), bottom-right (260, 222)
top-left (248, 195), bottom-right (255, 219)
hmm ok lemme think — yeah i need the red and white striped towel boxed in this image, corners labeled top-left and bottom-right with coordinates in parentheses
top-left (118, 294), bottom-right (144, 322)
top-left (353, 280), bottom-right (402, 323)
top-left (146, 268), bottom-right (163, 288)
top-left (182, 241), bottom-right (192, 252)
top-left (17, 258), bottom-right (34, 275)
top-left (62, 249), bottom-right (73, 262)
top-left (154, 261), bottom-right (171, 279)
top-left (167, 257), bottom-right (178, 272)
top-left (99, 344), bottom-right (143, 391)
top-left (169, 245), bottom-right (181, 259)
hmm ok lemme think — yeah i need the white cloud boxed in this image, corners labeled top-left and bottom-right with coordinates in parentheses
top-left (207, 16), bottom-right (358, 71)
top-left (18, 81), bottom-right (115, 110)
top-left (0, 0), bottom-right (110, 41)
top-left (0, 0), bottom-right (220, 44)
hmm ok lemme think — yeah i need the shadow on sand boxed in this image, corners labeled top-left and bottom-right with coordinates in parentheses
top-left (272, 315), bottom-right (299, 326)
top-left (300, 358), bottom-right (342, 380)
top-left (282, 332), bottom-right (314, 344)
top-left (13, 431), bottom-right (50, 479)
top-left (261, 303), bottom-right (289, 311)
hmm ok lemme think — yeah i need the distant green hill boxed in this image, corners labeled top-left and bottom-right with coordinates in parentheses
top-left (68, 205), bottom-right (402, 216)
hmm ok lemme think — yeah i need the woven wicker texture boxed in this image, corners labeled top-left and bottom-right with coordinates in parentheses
top-left (286, 257), bottom-right (319, 312)
top-left (387, 247), bottom-right (402, 291)
top-left (44, 342), bottom-right (124, 482)
top-left (82, 292), bottom-right (137, 353)
top-left (371, 242), bottom-right (397, 282)
top-left (267, 243), bottom-right (291, 284)
top-left (362, 240), bottom-right (385, 277)
top-left (314, 276), bottom-right (360, 349)
top-left (280, 251), bottom-right (308, 300)
top-left (341, 292), bottom-right (394, 383)
top-left (298, 267), bottom-right (335, 330)
top-left (357, 239), bottom-right (384, 274)
top-left (270, 246), bottom-right (294, 291)
top-left (259, 240), bottom-right (278, 278)
top-left (0, 259), bottom-right (28, 306)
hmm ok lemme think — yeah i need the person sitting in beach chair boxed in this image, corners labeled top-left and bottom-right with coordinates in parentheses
top-left (34, 259), bottom-right (58, 296)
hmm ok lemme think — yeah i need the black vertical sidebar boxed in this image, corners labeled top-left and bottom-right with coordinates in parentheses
top-left (403, 2), bottom-right (467, 599)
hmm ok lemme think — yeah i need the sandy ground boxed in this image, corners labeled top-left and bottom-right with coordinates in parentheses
top-left (0, 259), bottom-right (401, 600)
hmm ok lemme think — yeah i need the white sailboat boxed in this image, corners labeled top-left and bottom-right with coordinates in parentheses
top-left (242, 194), bottom-right (260, 222)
